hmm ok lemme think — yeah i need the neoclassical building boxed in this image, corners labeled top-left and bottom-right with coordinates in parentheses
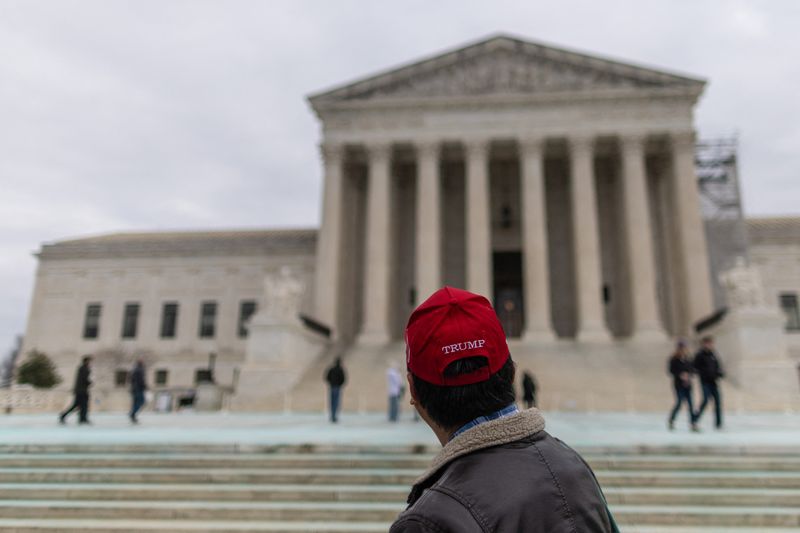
top-left (310, 35), bottom-right (713, 345)
top-left (16, 35), bottom-right (800, 411)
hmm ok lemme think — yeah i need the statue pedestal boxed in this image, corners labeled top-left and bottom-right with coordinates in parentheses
top-left (230, 312), bottom-right (328, 411)
top-left (195, 383), bottom-right (224, 411)
top-left (711, 307), bottom-right (797, 398)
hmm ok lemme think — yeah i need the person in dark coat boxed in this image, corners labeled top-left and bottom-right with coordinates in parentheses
top-left (668, 340), bottom-right (698, 431)
top-left (521, 371), bottom-right (537, 408)
top-left (129, 359), bottom-right (147, 424)
top-left (694, 336), bottom-right (725, 429)
top-left (392, 287), bottom-right (618, 533)
top-left (324, 357), bottom-right (346, 423)
top-left (59, 355), bottom-right (92, 425)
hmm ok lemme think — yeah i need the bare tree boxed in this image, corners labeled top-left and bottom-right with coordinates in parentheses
top-left (1, 336), bottom-right (23, 388)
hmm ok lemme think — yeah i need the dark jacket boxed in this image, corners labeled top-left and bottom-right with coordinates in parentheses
top-left (325, 364), bottom-right (346, 388)
top-left (668, 356), bottom-right (694, 389)
top-left (390, 410), bottom-right (616, 533)
top-left (73, 363), bottom-right (91, 395)
top-left (130, 364), bottom-right (147, 394)
top-left (694, 348), bottom-right (724, 384)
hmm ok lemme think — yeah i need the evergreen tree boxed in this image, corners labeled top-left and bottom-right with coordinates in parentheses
top-left (16, 350), bottom-right (62, 389)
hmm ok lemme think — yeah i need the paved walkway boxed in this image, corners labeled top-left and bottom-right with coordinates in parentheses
top-left (2, 410), bottom-right (799, 450)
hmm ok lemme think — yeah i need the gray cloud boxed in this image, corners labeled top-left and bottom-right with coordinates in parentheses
top-left (1, 0), bottom-right (799, 350)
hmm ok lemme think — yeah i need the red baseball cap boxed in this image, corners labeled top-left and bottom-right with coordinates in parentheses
top-left (405, 286), bottom-right (509, 386)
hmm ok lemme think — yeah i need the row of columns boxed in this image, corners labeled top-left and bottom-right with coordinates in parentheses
top-left (315, 133), bottom-right (712, 344)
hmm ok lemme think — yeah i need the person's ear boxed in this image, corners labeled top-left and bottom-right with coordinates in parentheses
top-left (406, 372), bottom-right (418, 404)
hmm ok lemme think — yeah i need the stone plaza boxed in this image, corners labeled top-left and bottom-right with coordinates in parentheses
top-left (0, 412), bottom-right (799, 531)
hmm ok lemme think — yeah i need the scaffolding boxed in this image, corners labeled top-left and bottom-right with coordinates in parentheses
top-left (696, 136), bottom-right (743, 220)
top-left (696, 136), bottom-right (749, 309)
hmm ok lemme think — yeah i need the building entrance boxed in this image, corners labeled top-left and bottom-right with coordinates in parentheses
top-left (493, 251), bottom-right (524, 338)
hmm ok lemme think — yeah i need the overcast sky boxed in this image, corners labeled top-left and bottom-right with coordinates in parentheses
top-left (1, 0), bottom-right (798, 353)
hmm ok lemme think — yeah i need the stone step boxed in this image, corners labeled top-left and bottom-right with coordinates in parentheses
top-left (2, 465), bottom-right (799, 488)
top-left (596, 470), bottom-right (800, 489)
top-left (2, 443), bottom-right (798, 457)
top-left (0, 518), bottom-right (392, 532)
top-left (3, 466), bottom-right (799, 489)
top-left (0, 453), bottom-right (433, 469)
top-left (0, 483), bottom-right (410, 502)
top-left (0, 500), bottom-right (798, 528)
top-left (584, 454), bottom-right (800, 472)
top-left (0, 500), bottom-right (405, 522)
top-left (0, 520), bottom-right (798, 533)
top-left (0, 522), bottom-right (798, 533)
top-left (612, 504), bottom-right (800, 528)
top-left (625, 525), bottom-right (797, 533)
top-left (603, 487), bottom-right (800, 507)
top-left (0, 467), bottom-right (420, 485)
top-left (2, 452), bottom-right (798, 471)
top-left (3, 483), bottom-right (800, 508)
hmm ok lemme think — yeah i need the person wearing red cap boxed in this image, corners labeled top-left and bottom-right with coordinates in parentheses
top-left (390, 286), bottom-right (618, 533)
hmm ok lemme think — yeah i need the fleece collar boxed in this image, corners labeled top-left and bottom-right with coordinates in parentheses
top-left (415, 408), bottom-right (546, 486)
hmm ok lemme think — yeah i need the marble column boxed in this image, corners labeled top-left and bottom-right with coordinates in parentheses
top-left (671, 131), bottom-right (714, 332)
top-left (570, 136), bottom-right (611, 342)
top-left (620, 135), bottom-right (667, 341)
top-left (465, 140), bottom-right (493, 301)
top-left (415, 141), bottom-right (442, 303)
top-left (314, 142), bottom-right (344, 336)
top-left (358, 143), bottom-right (393, 344)
top-left (520, 137), bottom-right (555, 342)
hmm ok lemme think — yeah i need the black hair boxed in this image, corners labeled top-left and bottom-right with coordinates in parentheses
top-left (412, 355), bottom-right (516, 429)
top-left (81, 355), bottom-right (92, 365)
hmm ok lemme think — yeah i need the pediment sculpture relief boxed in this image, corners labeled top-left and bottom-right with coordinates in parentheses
top-left (341, 50), bottom-right (670, 101)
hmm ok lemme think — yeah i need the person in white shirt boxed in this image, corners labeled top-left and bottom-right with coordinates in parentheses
top-left (387, 362), bottom-right (404, 422)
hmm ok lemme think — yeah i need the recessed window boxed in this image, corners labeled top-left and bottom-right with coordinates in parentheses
top-left (238, 300), bottom-right (257, 338)
top-left (154, 369), bottom-right (169, 386)
top-left (160, 302), bottom-right (179, 339)
top-left (115, 370), bottom-right (129, 388)
top-left (83, 303), bottom-right (102, 339)
top-left (199, 301), bottom-right (217, 338)
top-left (195, 368), bottom-right (213, 384)
top-left (121, 303), bottom-right (140, 339)
top-left (780, 293), bottom-right (800, 331)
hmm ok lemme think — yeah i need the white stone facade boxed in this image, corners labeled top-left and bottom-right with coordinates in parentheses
top-left (20, 230), bottom-right (316, 410)
top-left (748, 217), bottom-right (800, 360)
top-left (309, 35), bottom-right (714, 344)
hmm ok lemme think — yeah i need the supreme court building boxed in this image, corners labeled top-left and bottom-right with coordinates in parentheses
top-left (310, 34), bottom-right (714, 346)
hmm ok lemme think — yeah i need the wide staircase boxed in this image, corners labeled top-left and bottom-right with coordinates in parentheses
top-left (0, 444), bottom-right (797, 532)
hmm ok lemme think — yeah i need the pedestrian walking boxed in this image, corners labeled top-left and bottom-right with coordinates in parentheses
top-left (324, 357), bottom-right (346, 423)
top-left (387, 362), bottom-right (403, 422)
top-left (129, 359), bottom-right (147, 424)
top-left (59, 355), bottom-right (92, 425)
top-left (668, 340), bottom-right (698, 431)
top-left (392, 286), bottom-right (618, 532)
top-left (521, 371), bottom-right (537, 408)
top-left (694, 336), bottom-right (725, 429)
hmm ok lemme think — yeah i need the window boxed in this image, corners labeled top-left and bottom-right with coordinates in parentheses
top-left (780, 293), bottom-right (800, 331)
top-left (160, 302), bottom-right (179, 338)
top-left (199, 301), bottom-right (217, 338)
top-left (195, 368), bottom-right (213, 384)
top-left (121, 303), bottom-right (140, 339)
top-left (154, 369), bottom-right (169, 386)
top-left (83, 303), bottom-right (102, 339)
top-left (238, 300), bottom-right (257, 338)
top-left (114, 370), bottom-right (128, 388)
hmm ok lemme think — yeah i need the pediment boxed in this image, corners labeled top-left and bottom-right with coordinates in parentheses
top-left (310, 35), bottom-right (705, 107)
